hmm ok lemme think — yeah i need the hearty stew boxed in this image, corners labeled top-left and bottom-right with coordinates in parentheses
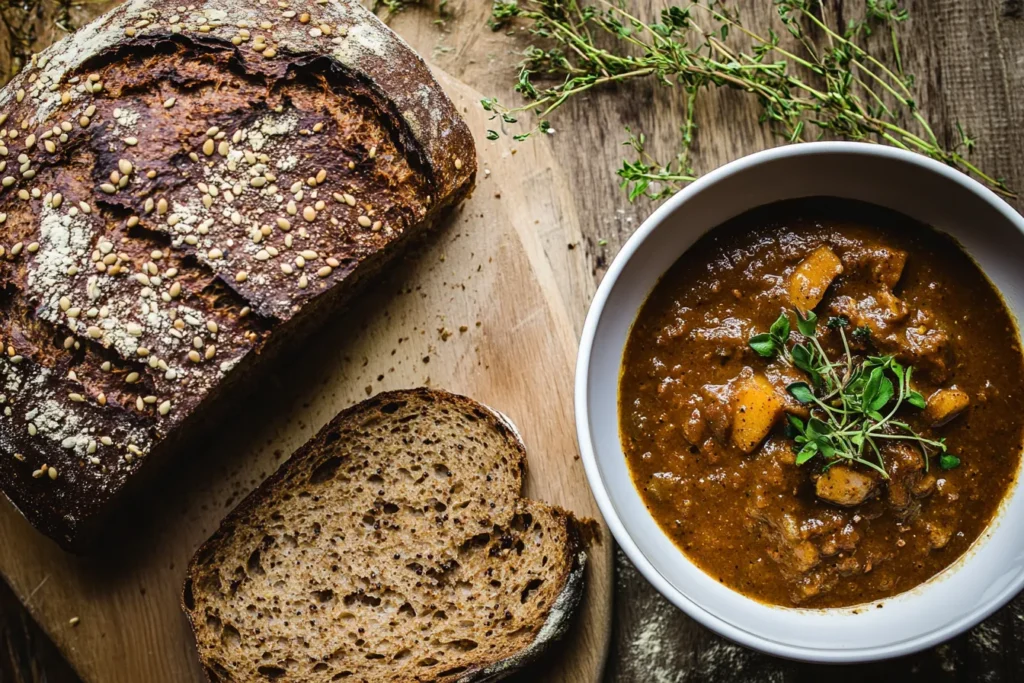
top-left (619, 198), bottom-right (1024, 608)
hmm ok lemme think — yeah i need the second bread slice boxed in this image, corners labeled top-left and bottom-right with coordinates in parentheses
top-left (183, 388), bottom-right (585, 682)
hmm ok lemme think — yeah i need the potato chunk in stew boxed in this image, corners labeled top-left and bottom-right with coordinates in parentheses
top-left (731, 373), bottom-right (785, 453)
top-left (925, 388), bottom-right (970, 427)
top-left (788, 245), bottom-right (843, 312)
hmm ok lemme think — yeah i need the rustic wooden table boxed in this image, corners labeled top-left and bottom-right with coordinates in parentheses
top-left (3, 0), bottom-right (1024, 681)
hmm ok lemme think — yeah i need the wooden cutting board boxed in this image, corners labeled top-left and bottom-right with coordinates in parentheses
top-left (0, 70), bottom-right (612, 683)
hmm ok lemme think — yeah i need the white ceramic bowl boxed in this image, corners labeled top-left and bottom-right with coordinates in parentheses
top-left (575, 142), bottom-right (1024, 662)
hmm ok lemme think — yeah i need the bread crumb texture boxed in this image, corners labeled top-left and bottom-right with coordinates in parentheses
top-left (184, 389), bottom-right (581, 682)
top-left (0, 0), bottom-right (474, 546)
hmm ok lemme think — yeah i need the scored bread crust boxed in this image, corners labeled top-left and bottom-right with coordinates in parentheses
top-left (182, 388), bottom-right (587, 683)
top-left (0, 0), bottom-right (475, 550)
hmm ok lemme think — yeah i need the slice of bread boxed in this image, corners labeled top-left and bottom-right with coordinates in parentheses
top-left (182, 388), bottom-right (586, 682)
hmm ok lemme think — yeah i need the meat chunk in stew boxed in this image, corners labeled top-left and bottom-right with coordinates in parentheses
top-left (831, 296), bottom-right (952, 381)
top-left (885, 444), bottom-right (932, 517)
top-left (841, 242), bottom-right (907, 289)
top-left (815, 466), bottom-right (879, 507)
top-left (788, 245), bottom-right (843, 312)
top-left (925, 388), bottom-right (970, 427)
top-left (746, 507), bottom-right (822, 575)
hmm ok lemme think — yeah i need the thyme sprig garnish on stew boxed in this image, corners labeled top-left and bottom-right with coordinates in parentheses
top-left (749, 310), bottom-right (959, 477)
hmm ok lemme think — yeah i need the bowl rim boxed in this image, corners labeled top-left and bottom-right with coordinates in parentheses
top-left (574, 140), bottom-right (1024, 662)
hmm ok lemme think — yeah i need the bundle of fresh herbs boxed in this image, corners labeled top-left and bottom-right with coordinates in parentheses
top-left (482, 0), bottom-right (1010, 201)
top-left (749, 309), bottom-right (957, 477)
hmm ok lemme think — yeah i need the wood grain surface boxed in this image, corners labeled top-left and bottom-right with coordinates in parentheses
top-left (4, 0), bottom-right (1024, 681)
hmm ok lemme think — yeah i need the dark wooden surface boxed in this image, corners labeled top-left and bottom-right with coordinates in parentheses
top-left (4, 0), bottom-right (1024, 680)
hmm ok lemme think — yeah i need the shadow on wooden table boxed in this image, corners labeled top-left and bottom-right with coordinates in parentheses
top-left (0, 577), bottom-right (78, 683)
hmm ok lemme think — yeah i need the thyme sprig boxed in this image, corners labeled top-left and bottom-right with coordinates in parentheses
top-left (749, 309), bottom-right (958, 477)
top-left (484, 0), bottom-right (1011, 201)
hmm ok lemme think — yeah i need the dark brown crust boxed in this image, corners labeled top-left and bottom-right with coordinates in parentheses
top-left (181, 388), bottom-right (585, 683)
top-left (0, 0), bottom-right (476, 550)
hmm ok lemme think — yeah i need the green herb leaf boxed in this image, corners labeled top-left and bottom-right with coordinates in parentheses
top-left (907, 391), bottom-right (927, 409)
top-left (826, 316), bottom-right (849, 329)
top-left (794, 308), bottom-right (818, 337)
top-left (867, 377), bottom-right (894, 412)
top-left (939, 454), bottom-right (961, 470)
top-left (795, 440), bottom-right (818, 465)
top-left (852, 325), bottom-right (873, 342)
top-left (808, 417), bottom-right (832, 436)
top-left (486, 130), bottom-right (500, 141)
top-left (787, 382), bottom-right (816, 404)
top-left (789, 344), bottom-right (820, 386)
top-left (748, 333), bottom-right (778, 358)
top-left (861, 366), bottom-right (884, 412)
top-left (769, 313), bottom-right (791, 343)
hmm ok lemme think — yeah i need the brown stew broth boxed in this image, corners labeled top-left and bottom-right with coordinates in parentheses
top-left (619, 198), bottom-right (1024, 607)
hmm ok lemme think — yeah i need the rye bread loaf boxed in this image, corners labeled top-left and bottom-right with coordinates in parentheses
top-left (0, 0), bottom-right (475, 550)
top-left (183, 388), bottom-right (586, 683)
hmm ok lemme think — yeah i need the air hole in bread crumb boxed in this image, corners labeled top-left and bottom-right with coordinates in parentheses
top-left (343, 592), bottom-right (381, 608)
top-left (312, 589), bottom-right (334, 603)
top-left (207, 662), bottom-right (230, 681)
top-left (256, 665), bottom-right (286, 679)
top-left (398, 603), bottom-right (416, 617)
top-left (445, 639), bottom-right (478, 652)
top-left (521, 578), bottom-right (544, 603)
top-left (324, 431), bottom-right (341, 444)
top-left (331, 673), bottom-right (352, 680)
top-left (382, 502), bottom-right (399, 514)
top-left (460, 532), bottom-right (490, 552)
top-left (312, 663), bottom-right (329, 673)
top-left (221, 624), bottom-right (241, 648)
top-left (247, 549), bottom-right (264, 576)
top-left (309, 457), bottom-right (343, 484)
top-left (417, 657), bottom-right (439, 667)
top-left (512, 513), bottom-right (534, 531)
top-left (432, 463), bottom-right (452, 478)
top-left (380, 401), bottom-right (405, 414)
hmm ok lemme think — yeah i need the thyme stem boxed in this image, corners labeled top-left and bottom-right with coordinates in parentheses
top-left (484, 0), bottom-right (1012, 201)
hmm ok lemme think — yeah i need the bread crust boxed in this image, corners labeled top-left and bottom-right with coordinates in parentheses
top-left (182, 388), bottom-right (586, 683)
top-left (0, 0), bottom-right (475, 550)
